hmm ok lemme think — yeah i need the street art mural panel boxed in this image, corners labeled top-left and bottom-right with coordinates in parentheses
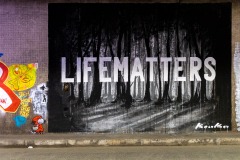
top-left (48, 4), bottom-right (231, 133)
top-left (0, 58), bottom-right (47, 133)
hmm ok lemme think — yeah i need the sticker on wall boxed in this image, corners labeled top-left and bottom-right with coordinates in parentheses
top-left (0, 61), bottom-right (21, 113)
top-left (31, 115), bottom-right (45, 134)
top-left (5, 63), bottom-right (38, 91)
top-left (30, 83), bottom-right (48, 119)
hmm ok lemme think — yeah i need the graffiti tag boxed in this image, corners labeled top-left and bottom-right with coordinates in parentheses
top-left (17, 91), bottom-right (32, 118)
top-left (0, 99), bottom-right (6, 104)
top-left (195, 123), bottom-right (229, 130)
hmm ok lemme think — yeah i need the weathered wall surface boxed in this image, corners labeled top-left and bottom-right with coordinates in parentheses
top-left (0, 0), bottom-right (239, 134)
top-left (232, 0), bottom-right (240, 131)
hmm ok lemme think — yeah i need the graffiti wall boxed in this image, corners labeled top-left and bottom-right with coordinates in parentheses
top-left (1, 1), bottom-right (240, 134)
top-left (48, 4), bottom-right (231, 133)
top-left (0, 57), bottom-right (47, 133)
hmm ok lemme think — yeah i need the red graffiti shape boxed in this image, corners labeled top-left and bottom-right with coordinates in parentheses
top-left (32, 115), bottom-right (44, 134)
top-left (0, 62), bottom-right (21, 113)
top-left (0, 62), bottom-right (8, 82)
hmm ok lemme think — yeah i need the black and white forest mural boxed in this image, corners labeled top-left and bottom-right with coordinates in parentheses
top-left (48, 4), bottom-right (231, 133)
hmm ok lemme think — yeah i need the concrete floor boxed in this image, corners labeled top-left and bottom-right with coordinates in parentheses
top-left (1, 145), bottom-right (240, 160)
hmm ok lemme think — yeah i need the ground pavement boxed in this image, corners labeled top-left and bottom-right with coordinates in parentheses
top-left (0, 132), bottom-right (240, 148)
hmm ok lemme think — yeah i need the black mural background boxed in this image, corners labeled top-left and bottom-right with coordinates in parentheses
top-left (48, 3), bottom-right (231, 133)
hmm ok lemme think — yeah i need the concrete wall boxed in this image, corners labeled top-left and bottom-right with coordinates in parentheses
top-left (0, 0), bottom-right (238, 134)
top-left (232, 0), bottom-right (240, 131)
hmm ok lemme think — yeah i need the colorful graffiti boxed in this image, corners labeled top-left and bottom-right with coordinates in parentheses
top-left (0, 60), bottom-right (43, 130)
top-left (5, 63), bottom-right (37, 91)
top-left (17, 91), bottom-right (32, 118)
top-left (13, 91), bottom-right (32, 127)
top-left (0, 61), bottom-right (21, 113)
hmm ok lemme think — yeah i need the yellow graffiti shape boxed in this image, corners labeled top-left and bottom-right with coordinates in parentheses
top-left (18, 91), bottom-right (30, 98)
top-left (21, 98), bottom-right (32, 105)
top-left (5, 63), bottom-right (37, 91)
top-left (20, 105), bottom-right (30, 118)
